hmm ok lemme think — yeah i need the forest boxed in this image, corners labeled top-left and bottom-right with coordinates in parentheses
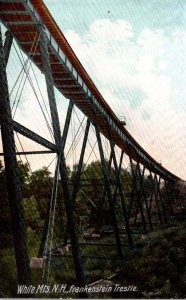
top-left (0, 160), bottom-right (185, 298)
top-left (0, 159), bottom-right (155, 236)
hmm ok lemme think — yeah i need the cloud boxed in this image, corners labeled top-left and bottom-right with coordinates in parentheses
top-left (2, 17), bottom-right (185, 179)
top-left (64, 19), bottom-right (186, 179)
top-left (87, 19), bottom-right (133, 42)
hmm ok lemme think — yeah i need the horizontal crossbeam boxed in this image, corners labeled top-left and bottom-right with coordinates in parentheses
top-left (52, 77), bottom-right (73, 80)
top-left (52, 254), bottom-right (123, 260)
top-left (0, 11), bottom-right (28, 15)
top-left (50, 62), bottom-right (64, 65)
top-left (4, 21), bottom-right (35, 26)
top-left (63, 91), bottom-right (85, 95)
top-left (0, 150), bottom-right (55, 156)
top-left (57, 85), bottom-right (79, 88)
top-left (0, 0), bottom-right (23, 2)
top-left (12, 120), bottom-right (59, 152)
top-left (20, 41), bottom-right (38, 45)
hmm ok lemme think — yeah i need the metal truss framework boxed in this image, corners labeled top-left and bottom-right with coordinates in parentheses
top-left (0, 2), bottom-right (182, 296)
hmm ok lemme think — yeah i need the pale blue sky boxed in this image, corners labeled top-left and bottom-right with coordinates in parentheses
top-left (44, 0), bottom-right (186, 36)
top-left (1, 1), bottom-right (185, 179)
top-left (43, 0), bottom-right (186, 179)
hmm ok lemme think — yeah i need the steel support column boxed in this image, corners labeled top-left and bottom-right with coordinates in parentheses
top-left (3, 30), bottom-right (13, 66)
top-left (135, 162), bottom-right (147, 233)
top-left (168, 181), bottom-right (176, 208)
top-left (63, 119), bottom-right (90, 245)
top-left (71, 119), bottom-right (90, 203)
top-left (140, 169), bottom-right (153, 230)
top-left (112, 149), bottom-right (125, 204)
top-left (38, 100), bottom-right (74, 257)
top-left (0, 26), bottom-right (32, 285)
top-left (40, 31), bottom-right (86, 294)
top-left (60, 100), bottom-right (74, 150)
top-left (128, 156), bottom-right (138, 221)
top-left (163, 180), bottom-right (172, 215)
top-left (148, 172), bottom-right (156, 215)
top-left (109, 141), bottom-right (133, 248)
top-left (94, 123), bottom-right (123, 258)
top-left (155, 174), bottom-right (167, 223)
top-left (97, 149), bottom-right (114, 229)
top-left (129, 158), bottom-right (147, 233)
top-left (164, 181), bottom-right (174, 215)
top-left (152, 172), bottom-right (163, 225)
top-left (137, 163), bottom-right (153, 230)
top-left (38, 157), bottom-right (60, 258)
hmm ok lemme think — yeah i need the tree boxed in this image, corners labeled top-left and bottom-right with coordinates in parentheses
top-left (72, 160), bottom-right (133, 232)
top-left (17, 161), bottom-right (30, 198)
top-left (29, 167), bottom-right (52, 219)
top-left (22, 196), bottom-right (41, 229)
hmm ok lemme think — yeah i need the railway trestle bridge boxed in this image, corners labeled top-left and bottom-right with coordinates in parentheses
top-left (0, 0), bottom-right (185, 298)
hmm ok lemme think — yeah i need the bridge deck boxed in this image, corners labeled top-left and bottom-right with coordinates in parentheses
top-left (0, 0), bottom-right (179, 181)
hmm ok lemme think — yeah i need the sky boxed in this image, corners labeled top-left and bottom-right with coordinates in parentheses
top-left (41, 0), bottom-right (186, 180)
top-left (1, 0), bottom-right (186, 180)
